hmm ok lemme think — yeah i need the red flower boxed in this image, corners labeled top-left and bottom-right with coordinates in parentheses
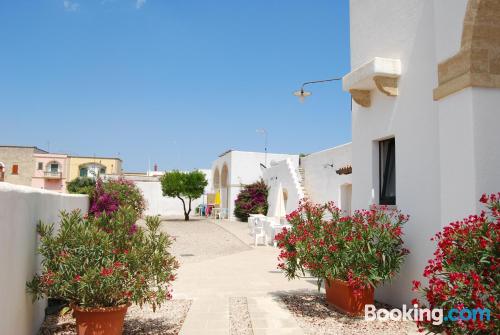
top-left (74, 275), bottom-right (82, 282)
top-left (100, 267), bottom-right (113, 277)
top-left (479, 193), bottom-right (488, 204)
top-left (412, 280), bottom-right (421, 291)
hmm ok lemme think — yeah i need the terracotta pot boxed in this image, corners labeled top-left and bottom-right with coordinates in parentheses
top-left (71, 303), bottom-right (129, 335)
top-left (325, 278), bottom-right (374, 316)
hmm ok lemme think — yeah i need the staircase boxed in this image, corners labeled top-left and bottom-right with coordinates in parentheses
top-left (297, 167), bottom-right (309, 200)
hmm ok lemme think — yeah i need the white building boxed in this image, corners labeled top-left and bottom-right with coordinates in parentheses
top-left (301, 143), bottom-right (353, 214)
top-left (262, 158), bottom-right (304, 216)
top-left (211, 150), bottom-right (299, 219)
top-left (262, 143), bottom-right (353, 216)
top-left (343, 0), bottom-right (500, 307)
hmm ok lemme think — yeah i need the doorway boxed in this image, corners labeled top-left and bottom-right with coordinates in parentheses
top-left (340, 183), bottom-right (352, 215)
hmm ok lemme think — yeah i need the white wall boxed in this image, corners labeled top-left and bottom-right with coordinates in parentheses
top-left (263, 159), bottom-right (304, 215)
top-left (0, 183), bottom-right (88, 335)
top-left (349, 0), bottom-right (445, 307)
top-left (438, 87), bottom-right (500, 224)
top-left (211, 151), bottom-right (299, 219)
top-left (118, 169), bottom-right (211, 217)
top-left (300, 143), bottom-right (352, 210)
top-left (136, 180), bottom-right (205, 217)
top-left (349, 0), bottom-right (500, 308)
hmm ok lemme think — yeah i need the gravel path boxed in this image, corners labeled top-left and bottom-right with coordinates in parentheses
top-left (229, 297), bottom-right (254, 335)
top-left (281, 294), bottom-right (419, 335)
top-left (38, 300), bottom-right (192, 335)
top-left (160, 217), bottom-right (251, 264)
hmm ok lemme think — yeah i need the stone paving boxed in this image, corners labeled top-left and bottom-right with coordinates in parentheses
top-left (165, 217), bottom-right (319, 335)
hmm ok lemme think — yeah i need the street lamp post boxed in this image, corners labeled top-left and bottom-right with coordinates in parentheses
top-left (256, 128), bottom-right (268, 167)
top-left (293, 77), bottom-right (343, 102)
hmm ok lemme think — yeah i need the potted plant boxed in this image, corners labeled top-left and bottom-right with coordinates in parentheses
top-left (27, 208), bottom-right (178, 335)
top-left (412, 193), bottom-right (499, 334)
top-left (275, 201), bottom-right (409, 316)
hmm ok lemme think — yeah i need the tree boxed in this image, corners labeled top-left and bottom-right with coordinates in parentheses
top-left (66, 177), bottom-right (96, 195)
top-left (160, 170), bottom-right (208, 221)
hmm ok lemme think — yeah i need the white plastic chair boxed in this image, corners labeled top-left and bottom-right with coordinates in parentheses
top-left (253, 219), bottom-right (267, 246)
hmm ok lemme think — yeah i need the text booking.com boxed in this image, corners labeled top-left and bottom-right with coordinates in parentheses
top-left (365, 304), bottom-right (491, 325)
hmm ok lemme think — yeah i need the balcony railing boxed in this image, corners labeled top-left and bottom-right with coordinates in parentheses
top-left (44, 171), bottom-right (62, 179)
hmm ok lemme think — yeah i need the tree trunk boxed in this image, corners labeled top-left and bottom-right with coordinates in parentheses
top-left (178, 196), bottom-right (190, 221)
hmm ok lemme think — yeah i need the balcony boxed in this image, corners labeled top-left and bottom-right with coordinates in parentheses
top-left (44, 171), bottom-right (62, 179)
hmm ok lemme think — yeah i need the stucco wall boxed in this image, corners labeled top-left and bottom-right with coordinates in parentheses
top-left (263, 159), bottom-right (304, 215)
top-left (438, 87), bottom-right (500, 224)
top-left (0, 147), bottom-right (37, 186)
top-left (134, 169), bottom-right (211, 217)
top-left (67, 156), bottom-right (122, 181)
top-left (32, 153), bottom-right (68, 192)
top-left (349, 0), bottom-right (500, 308)
top-left (0, 183), bottom-right (88, 335)
top-left (211, 151), bottom-right (299, 219)
top-left (300, 144), bottom-right (352, 210)
top-left (349, 0), bottom-right (449, 307)
top-left (136, 181), bottom-right (206, 217)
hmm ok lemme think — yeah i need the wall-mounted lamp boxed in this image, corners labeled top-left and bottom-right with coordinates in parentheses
top-left (293, 77), bottom-right (343, 103)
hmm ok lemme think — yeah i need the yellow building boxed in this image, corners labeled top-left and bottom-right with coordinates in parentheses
top-left (67, 156), bottom-right (122, 181)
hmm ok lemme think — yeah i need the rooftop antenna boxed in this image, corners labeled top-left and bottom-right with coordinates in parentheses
top-left (256, 128), bottom-right (268, 167)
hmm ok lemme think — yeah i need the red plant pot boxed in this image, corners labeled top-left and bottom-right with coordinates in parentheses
top-left (325, 279), bottom-right (374, 316)
top-left (71, 304), bottom-right (129, 335)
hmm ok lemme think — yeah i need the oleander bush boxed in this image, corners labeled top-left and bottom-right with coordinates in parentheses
top-left (412, 193), bottom-right (499, 335)
top-left (276, 201), bottom-right (409, 294)
top-left (27, 208), bottom-right (178, 309)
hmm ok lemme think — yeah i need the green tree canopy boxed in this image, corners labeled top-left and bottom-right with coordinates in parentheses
top-left (66, 177), bottom-right (96, 195)
top-left (160, 170), bottom-right (208, 221)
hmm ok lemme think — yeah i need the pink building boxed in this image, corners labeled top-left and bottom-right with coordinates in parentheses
top-left (31, 153), bottom-right (68, 192)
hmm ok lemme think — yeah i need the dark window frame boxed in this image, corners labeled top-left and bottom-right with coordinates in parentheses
top-left (379, 138), bottom-right (396, 205)
top-left (79, 167), bottom-right (88, 177)
top-left (37, 162), bottom-right (43, 170)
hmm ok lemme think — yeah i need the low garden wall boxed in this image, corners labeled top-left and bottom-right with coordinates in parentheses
top-left (0, 183), bottom-right (88, 335)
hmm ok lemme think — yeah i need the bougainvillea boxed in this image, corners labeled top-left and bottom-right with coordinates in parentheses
top-left (275, 200), bottom-right (409, 295)
top-left (233, 179), bottom-right (268, 222)
top-left (89, 179), bottom-right (120, 218)
top-left (89, 178), bottom-right (146, 219)
top-left (102, 177), bottom-right (146, 218)
top-left (412, 193), bottom-right (500, 334)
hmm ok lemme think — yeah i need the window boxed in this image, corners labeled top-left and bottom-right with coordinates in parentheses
top-left (12, 164), bottom-right (19, 175)
top-left (50, 163), bottom-right (59, 173)
top-left (99, 167), bottom-right (106, 175)
top-left (38, 162), bottom-right (43, 170)
top-left (79, 167), bottom-right (88, 177)
top-left (379, 138), bottom-right (396, 205)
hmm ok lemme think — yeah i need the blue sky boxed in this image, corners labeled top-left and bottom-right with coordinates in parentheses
top-left (0, 0), bottom-right (350, 172)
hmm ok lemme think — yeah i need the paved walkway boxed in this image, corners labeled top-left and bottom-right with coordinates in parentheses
top-left (166, 218), bottom-right (320, 335)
